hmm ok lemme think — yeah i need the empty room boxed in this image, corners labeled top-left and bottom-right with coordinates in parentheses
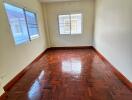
top-left (0, 0), bottom-right (132, 100)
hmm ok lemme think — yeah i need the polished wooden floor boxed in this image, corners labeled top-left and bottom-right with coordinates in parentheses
top-left (5, 48), bottom-right (132, 100)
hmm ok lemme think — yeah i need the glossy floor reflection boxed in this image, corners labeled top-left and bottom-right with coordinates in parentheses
top-left (6, 48), bottom-right (132, 100)
top-left (62, 58), bottom-right (82, 74)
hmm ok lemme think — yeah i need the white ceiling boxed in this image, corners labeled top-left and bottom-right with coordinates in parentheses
top-left (39, 0), bottom-right (80, 3)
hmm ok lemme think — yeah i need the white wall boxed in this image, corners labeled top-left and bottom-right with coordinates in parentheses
top-left (0, 0), bottom-right (47, 95)
top-left (94, 0), bottom-right (132, 82)
top-left (43, 0), bottom-right (95, 47)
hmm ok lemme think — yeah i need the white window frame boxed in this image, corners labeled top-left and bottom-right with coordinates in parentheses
top-left (58, 13), bottom-right (83, 35)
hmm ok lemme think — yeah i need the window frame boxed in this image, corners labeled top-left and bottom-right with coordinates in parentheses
top-left (3, 2), bottom-right (40, 45)
top-left (58, 13), bottom-right (83, 35)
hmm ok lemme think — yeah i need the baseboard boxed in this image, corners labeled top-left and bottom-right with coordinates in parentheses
top-left (0, 92), bottom-right (8, 100)
top-left (48, 46), bottom-right (93, 50)
top-left (92, 47), bottom-right (132, 90)
top-left (3, 48), bottom-right (49, 91)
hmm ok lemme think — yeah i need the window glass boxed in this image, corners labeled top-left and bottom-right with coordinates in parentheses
top-left (25, 11), bottom-right (39, 39)
top-left (58, 14), bottom-right (82, 35)
top-left (71, 14), bottom-right (82, 34)
top-left (59, 15), bottom-right (70, 34)
top-left (4, 3), bottom-right (29, 45)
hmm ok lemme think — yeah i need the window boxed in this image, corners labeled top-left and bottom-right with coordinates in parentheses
top-left (58, 14), bottom-right (82, 35)
top-left (25, 11), bottom-right (39, 39)
top-left (4, 3), bottom-right (29, 45)
top-left (4, 3), bottom-right (39, 45)
top-left (59, 15), bottom-right (70, 34)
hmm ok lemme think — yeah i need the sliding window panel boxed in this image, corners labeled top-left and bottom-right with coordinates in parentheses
top-left (25, 11), bottom-right (39, 40)
top-left (71, 14), bottom-right (82, 34)
top-left (59, 15), bottom-right (70, 35)
top-left (4, 3), bottom-right (29, 45)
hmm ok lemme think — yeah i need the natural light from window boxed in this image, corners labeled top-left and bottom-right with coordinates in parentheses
top-left (59, 14), bottom-right (82, 35)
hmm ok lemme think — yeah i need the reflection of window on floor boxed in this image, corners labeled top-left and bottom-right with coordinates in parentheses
top-left (58, 14), bottom-right (82, 35)
top-left (62, 59), bottom-right (82, 74)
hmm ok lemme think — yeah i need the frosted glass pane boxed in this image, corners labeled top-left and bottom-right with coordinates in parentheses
top-left (59, 15), bottom-right (70, 34)
top-left (71, 14), bottom-right (82, 34)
